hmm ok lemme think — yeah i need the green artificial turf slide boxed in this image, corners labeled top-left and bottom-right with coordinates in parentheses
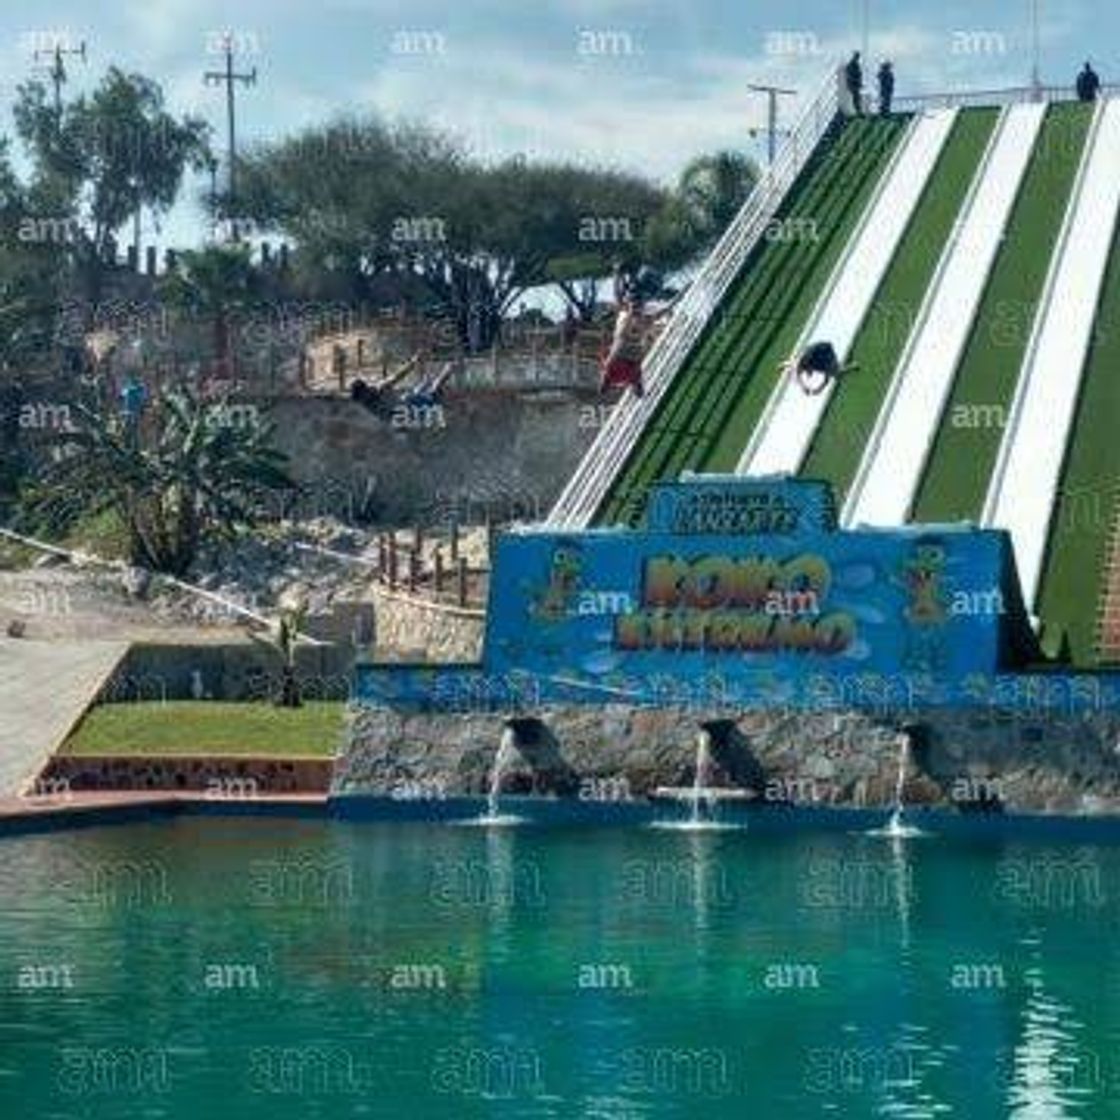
top-left (801, 107), bottom-right (1000, 501)
top-left (1035, 196), bottom-right (1120, 666)
top-left (595, 114), bottom-right (907, 527)
top-left (700, 117), bottom-right (908, 473)
top-left (912, 102), bottom-right (1092, 522)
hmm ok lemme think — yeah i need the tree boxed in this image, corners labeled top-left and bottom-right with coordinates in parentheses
top-left (28, 383), bottom-right (293, 575)
top-left (159, 244), bottom-right (259, 378)
top-left (237, 117), bottom-right (675, 345)
top-left (671, 151), bottom-right (758, 259)
top-left (13, 67), bottom-right (210, 306)
top-left (0, 140), bottom-right (68, 513)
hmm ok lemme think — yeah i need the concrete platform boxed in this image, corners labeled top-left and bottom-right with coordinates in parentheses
top-left (0, 638), bottom-right (129, 797)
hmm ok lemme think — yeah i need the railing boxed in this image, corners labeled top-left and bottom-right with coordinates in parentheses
top-left (895, 83), bottom-right (1120, 112)
top-left (545, 66), bottom-right (843, 529)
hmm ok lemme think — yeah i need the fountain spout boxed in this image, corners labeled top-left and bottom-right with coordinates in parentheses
top-left (486, 725), bottom-right (518, 821)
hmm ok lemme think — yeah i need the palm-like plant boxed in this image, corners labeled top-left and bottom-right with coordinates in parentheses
top-left (159, 244), bottom-right (258, 379)
top-left (32, 382), bottom-right (293, 575)
top-left (248, 596), bottom-right (310, 708)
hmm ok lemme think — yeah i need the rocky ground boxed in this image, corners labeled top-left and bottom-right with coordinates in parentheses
top-left (0, 519), bottom-right (490, 643)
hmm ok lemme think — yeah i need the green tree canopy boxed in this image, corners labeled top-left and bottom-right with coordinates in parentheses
top-left (238, 117), bottom-right (689, 346)
top-left (13, 67), bottom-right (210, 300)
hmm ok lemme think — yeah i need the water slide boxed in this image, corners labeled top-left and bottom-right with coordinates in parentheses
top-left (982, 97), bottom-right (1120, 608)
top-left (841, 102), bottom-right (1046, 529)
top-left (546, 72), bottom-right (845, 531)
top-left (597, 115), bottom-right (906, 527)
top-left (736, 108), bottom-right (957, 478)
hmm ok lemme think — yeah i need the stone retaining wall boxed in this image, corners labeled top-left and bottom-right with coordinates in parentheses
top-left (336, 704), bottom-right (1120, 814)
top-left (267, 392), bottom-right (599, 525)
top-left (104, 642), bottom-right (356, 702)
top-left (40, 754), bottom-right (332, 793)
top-left (371, 586), bottom-right (484, 663)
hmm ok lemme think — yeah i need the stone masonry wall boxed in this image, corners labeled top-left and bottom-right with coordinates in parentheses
top-left (267, 391), bottom-right (601, 526)
top-left (371, 586), bottom-right (484, 663)
top-left (336, 704), bottom-right (1120, 815)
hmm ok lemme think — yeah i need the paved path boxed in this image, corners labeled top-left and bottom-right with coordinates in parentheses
top-left (0, 639), bottom-right (129, 797)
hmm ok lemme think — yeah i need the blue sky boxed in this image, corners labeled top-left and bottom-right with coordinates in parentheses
top-left (0, 0), bottom-right (1101, 248)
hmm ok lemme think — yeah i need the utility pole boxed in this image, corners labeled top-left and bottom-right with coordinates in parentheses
top-left (748, 84), bottom-right (797, 165)
top-left (34, 40), bottom-right (86, 115)
top-left (1029, 0), bottom-right (1042, 99)
top-left (204, 35), bottom-right (257, 228)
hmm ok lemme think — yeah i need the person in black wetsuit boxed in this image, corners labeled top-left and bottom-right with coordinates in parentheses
top-left (787, 341), bottom-right (859, 396)
top-left (1076, 61), bottom-right (1101, 102)
top-left (845, 52), bottom-right (864, 115)
top-left (878, 61), bottom-right (895, 116)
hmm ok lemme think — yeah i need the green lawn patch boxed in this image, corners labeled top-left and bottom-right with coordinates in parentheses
top-left (62, 701), bottom-right (345, 757)
top-left (803, 108), bottom-right (999, 501)
top-left (1036, 189), bottom-right (1120, 665)
top-left (912, 102), bottom-right (1092, 522)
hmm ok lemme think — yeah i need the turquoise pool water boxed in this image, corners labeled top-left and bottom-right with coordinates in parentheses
top-left (1, 814), bottom-right (1118, 1118)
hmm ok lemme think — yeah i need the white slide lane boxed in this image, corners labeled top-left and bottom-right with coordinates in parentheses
top-left (983, 97), bottom-right (1120, 607)
top-left (737, 108), bottom-right (958, 477)
top-left (841, 102), bottom-right (1047, 528)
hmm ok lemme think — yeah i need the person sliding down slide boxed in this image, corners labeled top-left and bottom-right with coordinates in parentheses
top-left (785, 340), bottom-right (858, 396)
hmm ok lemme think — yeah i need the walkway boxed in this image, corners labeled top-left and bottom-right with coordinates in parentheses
top-left (0, 639), bottom-right (129, 797)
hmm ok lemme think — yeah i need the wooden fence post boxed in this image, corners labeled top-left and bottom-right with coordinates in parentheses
top-left (457, 557), bottom-right (469, 607)
top-left (388, 535), bottom-right (399, 590)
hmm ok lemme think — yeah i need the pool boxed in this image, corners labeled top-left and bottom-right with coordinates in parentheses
top-left (1, 813), bottom-right (1117, 1118)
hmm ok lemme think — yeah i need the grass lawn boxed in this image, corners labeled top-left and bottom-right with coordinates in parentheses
top-left (912, 102), bottom-right (1092, 522)
top-left (803, 108), bottom-right (999, 500)
top-left (62, 701), bottom-right (346, 757)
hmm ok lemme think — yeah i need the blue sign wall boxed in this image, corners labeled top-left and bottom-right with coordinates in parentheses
top-left (356, 477), bottom-right (1046, 711)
